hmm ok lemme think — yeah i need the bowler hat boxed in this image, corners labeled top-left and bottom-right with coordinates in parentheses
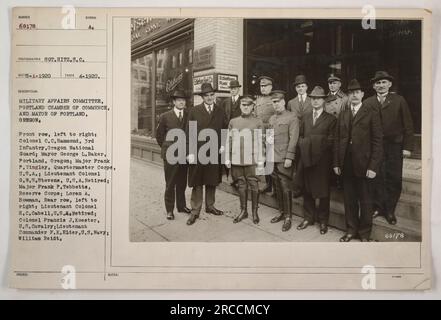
top-left (170, 89), bottom-right (187, 99)
top-left (270, 90), bottom-right (286, 101)
top-left (371, 71), bottom-right (394, 83)
top-left (228, 80), bottom-right (242, 88)
top-left (308, 86), bottom-right (327, 98)
top-left (293, 74), bottom-right (307, 87)
top-left (258, 76), bottom-right (274, 85)
top-left (199, 82), bottom-right (216, 95)
top-left (327, 74), bottom-right (342, 83)
top-left (347, 79), bottom-right (362, 92)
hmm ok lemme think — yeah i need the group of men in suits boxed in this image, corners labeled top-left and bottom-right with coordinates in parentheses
top-left (155, 69), bottom-right (414, 241)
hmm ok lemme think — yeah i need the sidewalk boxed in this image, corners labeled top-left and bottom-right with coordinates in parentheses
top-left (130, 158), bottom-right (345, 242)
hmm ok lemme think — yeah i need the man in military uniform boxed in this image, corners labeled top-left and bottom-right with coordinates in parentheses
top-left (325, 75), bottom-right (349, 117)
top-left (155, 90), bottom-right (191, 220)
top-left (186, 83), bottom-right (228, 226)
top-left (221, 79), bottom-right (242, 123)
top-left (225, 95), bottom-right (264, 224)
top-left (333, 79), bottom-right (383, 242)
top-left (364, 71), bottom-right (414, 225)
top-left (255, 76), bottom-right (276, 194)
top-left (287, 74), bottom-right (312, 121)
top-left (267, 90), bottom-right (300, 232)
top-left (296, 86), bottom-right (336, 235)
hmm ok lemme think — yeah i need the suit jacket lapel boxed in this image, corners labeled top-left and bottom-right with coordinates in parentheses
top-left (352, 104), bottom-right (368, 126)
top-left (313, 111), bottom-right (326, 127)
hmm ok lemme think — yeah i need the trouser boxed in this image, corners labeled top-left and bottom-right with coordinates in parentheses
top-left (343, 148), bottom-right (374, 239)
top-left (303, 192), bottom-right (330, 224)
top-left (163, 161), bottom-right (187, 212)
top-left (231, 165), bottom-right (259, 193)
top-left (190, 185), bottom-right (216, 215)
top-left (373, 141), bottom-right (403, 216)
top-left (272, 162), bottom-right (293, 214)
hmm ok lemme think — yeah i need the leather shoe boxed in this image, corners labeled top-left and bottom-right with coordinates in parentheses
top-left (282, 218), bottom-right (292, 232)
top-left (339, 233), bottom-right (355, 242)
top-left (270, 214), bottom-right (284, 223)
top-left (178, 207), bottom-right (191, 214)
top-left (320, 223), bottom-right (328, 235)
top-left (297, 220), bottom-right (312, 230)
top-left (206, 207), bottom-right (224, 215)
top-left (385, 214), bottom-right (397, 225)
top-left (186, 214), bottom-right (198, 225)
top-left (372, 210), bottom-right (381, 219)
top-left (166, 212), bottom-right (174, 220)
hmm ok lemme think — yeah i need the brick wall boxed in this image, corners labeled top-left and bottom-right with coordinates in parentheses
top-left (193, 18), bottom-right (244, 104)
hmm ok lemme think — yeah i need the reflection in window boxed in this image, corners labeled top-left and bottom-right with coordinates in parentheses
top-left (188, 49), bottom-right (193, 64)
top-left (178, 52), bottom-right (183, 66)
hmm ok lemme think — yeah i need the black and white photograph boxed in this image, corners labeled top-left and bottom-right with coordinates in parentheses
top-left (129, 17), bottom-right (422, 243)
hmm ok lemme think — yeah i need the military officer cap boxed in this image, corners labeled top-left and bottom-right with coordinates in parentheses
top-left (240, 94), bottom-right (255, 105)
top-left (371, 70), bottom-right (394, 83)
top-left (347, 79), bottom-right (363, 92)
top-left (308, 86), bottom-right (327, 98)
top-left (270, 90), bottom-right (286, 101)
top-left (258, 76), bottom-right (274, 86)
top-left (327, 74), bottom-right (342, 83)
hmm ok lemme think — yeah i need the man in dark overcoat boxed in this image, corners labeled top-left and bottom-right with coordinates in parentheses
top-left (296, 86), bottom-right (336, 235)
top-left (186, 82), bottom-right (228, 225)
top-left (221, 79), bottom-right (242, 123)
top-left (333, 79), bottom-right (383, 242)
top-left (155, 90), bottom-right (191, 220)
top-left (364, 71), bottom-right (414, 225)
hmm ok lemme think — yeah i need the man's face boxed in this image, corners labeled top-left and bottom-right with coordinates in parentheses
top-left (349, 90), bottom-right (364, 105)
top-left (260, 82), bottom-right (273, 95)
top-left (230, 87), bottom-right (240, 96)
top-left (240, 102), bottom-right (253, 115)
top-left (328, 81), bottom-right (341, 93)
top-left (295, 83), bottom-right (308, 95)
top-left (173, 98), bottom-right (186, 110)
top-left (373, 79), bottom-right (392, 94)
top-left (311, 97), bottom-right (324, 109)
top-left (272, 99), bottom-right (286, 113)
top-left (202, 92), bottom-right (215, 105)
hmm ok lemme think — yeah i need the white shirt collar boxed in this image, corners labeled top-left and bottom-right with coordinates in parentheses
top-left (174, 107), bottom-right (183, 118)
top-left (232, 95), bottom-right (239, 102)
top-left (298, 93), bottom-right (307, 101)
top-left (204, 103), bottom-right (214, 112)
top-left (377, 92), bottom-right (388, 101)
top-left (351, 103), bottom-right (362, 115)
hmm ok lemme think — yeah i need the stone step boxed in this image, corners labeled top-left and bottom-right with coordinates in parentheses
top-left (218, 182), bottom-right (421, 242)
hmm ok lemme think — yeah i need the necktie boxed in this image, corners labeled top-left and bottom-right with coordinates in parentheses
top-left (178, 111), bottom-right (183, 122)
top-left (313, 110), bottom-right (318, 125)
top-left (379, 95), bottom-right (386, 106)
top-left (207, 105), bottom-right (212, 114)
top-left (352, 106), bottom-right (356, 118)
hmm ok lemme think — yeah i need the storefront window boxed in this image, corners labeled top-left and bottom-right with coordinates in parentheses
top-left (131, 39), bottom-right (193, 137)
top-left (131, 53), bottom-right (153, 135)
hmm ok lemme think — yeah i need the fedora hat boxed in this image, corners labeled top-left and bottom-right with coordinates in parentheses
top-left (371, 71), bottom-right (394, 83)
top-left (228, 80), bottom-right (241, 88)
top-left (170, 89), bottom-right (187, 99)
top-left (308, 86), bottom-right (327, 98)
top-left (199, 82), bottom-right (216, 95)
top-left (293, 74), bottom-right (307, 87)
top-left (347, 79), bottom-right (362, 92)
